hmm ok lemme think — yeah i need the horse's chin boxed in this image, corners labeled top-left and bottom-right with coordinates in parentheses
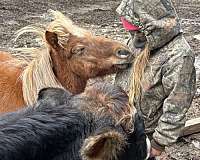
top-left (115, 63), bottom-right (132, 70)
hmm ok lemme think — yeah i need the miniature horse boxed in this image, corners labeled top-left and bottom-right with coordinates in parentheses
top-left (0, 83), bottom-right (150, 160)
top-left (0, 10), bottom-right (133, 113)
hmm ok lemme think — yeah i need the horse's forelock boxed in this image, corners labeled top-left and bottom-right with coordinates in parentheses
top-left (48, 10), bottom-right (91, 39)
top-left (12, 10), bottom-right (91, 57)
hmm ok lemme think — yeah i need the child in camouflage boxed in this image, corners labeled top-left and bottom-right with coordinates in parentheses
top-left (115, 0), bottom-right (196, 158)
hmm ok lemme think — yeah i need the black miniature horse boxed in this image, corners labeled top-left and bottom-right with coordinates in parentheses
top-left (0, 83), bottom-right (150, 160)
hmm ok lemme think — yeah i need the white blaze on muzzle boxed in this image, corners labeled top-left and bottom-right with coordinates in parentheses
top-left (145, 136), bottom-right (151, 160)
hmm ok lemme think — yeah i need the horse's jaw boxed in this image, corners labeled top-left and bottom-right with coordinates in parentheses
top-left (56, 72), bottom-right (87, 94)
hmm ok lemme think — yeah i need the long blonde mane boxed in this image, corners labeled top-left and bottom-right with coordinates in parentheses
top-left (128, 44), bottom-right (150, 105)
top-left (13, 10), bottom-right (91, 106)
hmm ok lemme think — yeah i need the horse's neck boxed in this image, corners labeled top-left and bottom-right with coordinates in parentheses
top-left (50, 51), bottom-right (87, 94)
top-left (57, 70), bottom-right (87, 94)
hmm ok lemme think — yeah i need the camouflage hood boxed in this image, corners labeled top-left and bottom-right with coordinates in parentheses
top-left (116, 0), bottom-right (182, 50)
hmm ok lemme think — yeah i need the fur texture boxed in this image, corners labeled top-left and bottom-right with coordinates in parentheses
top-left (81, 131), bottom-right (126, 160)
top-left (0, 83), bottom-right (148, 160)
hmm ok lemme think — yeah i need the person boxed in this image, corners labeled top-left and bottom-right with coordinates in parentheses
top-left (114, 0), bottom-right (196, 158)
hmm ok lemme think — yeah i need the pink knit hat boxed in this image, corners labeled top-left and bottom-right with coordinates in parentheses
top-left (120, 17), bottom-right (140, 31)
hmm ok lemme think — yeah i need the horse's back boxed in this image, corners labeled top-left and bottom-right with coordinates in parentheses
top-left (0, 51), bottom-right (15, 61)
top-left (0, 51), bottom-right (25, 113)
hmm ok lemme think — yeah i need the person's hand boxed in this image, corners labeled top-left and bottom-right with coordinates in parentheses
top-left (150, 147), bottom-right (162, 157)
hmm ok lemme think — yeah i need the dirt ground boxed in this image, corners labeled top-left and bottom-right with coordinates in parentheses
top-left (0, 0), bottom-right (200, 159)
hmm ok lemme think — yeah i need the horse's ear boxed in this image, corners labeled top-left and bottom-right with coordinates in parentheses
top-left (45, 31), bottom-right (60, 50)
top-left (81, 131), bottom-right (125, 160)
top-left (37, 87), bottom-right (72, 104)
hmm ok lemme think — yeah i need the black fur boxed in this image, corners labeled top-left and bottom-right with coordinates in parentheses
top-left (0, 84), bottom-right (148, 160)
top-left (119, 113), bottom-right (148, 160)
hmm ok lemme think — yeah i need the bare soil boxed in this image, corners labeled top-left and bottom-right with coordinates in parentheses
top-left (0, 0), bottom-right (200, 159)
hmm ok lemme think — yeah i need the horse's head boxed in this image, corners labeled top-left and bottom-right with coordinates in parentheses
top-left (45, 30), bottom-right (133, 79)
top-left (11, 10), bottom-right (135, 105)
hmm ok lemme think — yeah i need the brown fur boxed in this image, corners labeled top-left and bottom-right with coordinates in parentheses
top-left (81, 131), bottom-right (126, 160)
top-left (83, 83), bottom-right (136, 132)
top-left (0, 11), bottom-right (133, 113)
top-left (0, 52), bottom-right (25, 112)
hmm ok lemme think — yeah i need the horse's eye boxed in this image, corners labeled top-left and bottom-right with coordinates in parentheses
top-left (72, 45), bottom-right (86, 55)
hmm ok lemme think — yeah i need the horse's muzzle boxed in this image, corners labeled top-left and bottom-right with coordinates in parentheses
top-left (115, 49), bottom-right (132, 59)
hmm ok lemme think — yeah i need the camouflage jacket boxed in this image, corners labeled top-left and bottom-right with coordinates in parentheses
top-left (115, 0), bottom-right (196, 151)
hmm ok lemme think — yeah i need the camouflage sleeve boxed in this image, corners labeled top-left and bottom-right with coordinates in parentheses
top-left (152, 50), bottom-right (196, 151)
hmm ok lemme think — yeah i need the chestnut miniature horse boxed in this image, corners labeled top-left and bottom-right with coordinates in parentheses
top-left (0, 10), bottom-right (133, 113)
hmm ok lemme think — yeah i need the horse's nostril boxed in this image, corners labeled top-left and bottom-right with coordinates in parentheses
top-left (116, 49), bottom-right (131, 58)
